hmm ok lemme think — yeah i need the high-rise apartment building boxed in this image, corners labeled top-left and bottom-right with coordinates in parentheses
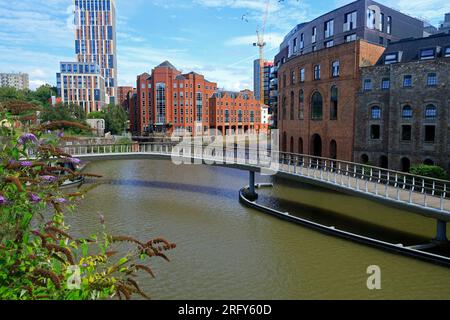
top-left (56, 62), bottom-right (106, 113)
top-left (74, 0), bottom-right (117, 104)
top-left (439, 13), bottom-right (450, 33)
top-left (0, 73), bottom-right (29, 90)
top-left (253, 59), bottom-right (273, 105)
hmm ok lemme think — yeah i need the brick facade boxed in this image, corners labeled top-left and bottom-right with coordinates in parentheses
top-left (278, 40), bottom-right (385, 161)
top-left (355, 35), bottom-right (450, 172)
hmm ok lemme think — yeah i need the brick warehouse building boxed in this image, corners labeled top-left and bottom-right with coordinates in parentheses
top-left (209, 90), bottom-right (266, 136)
top-left (354, 33), bottom-right (450, 172)
top-left (133, 61), bottom-right (217, 136)
top-left (278, 40), bottom-right (385, 161)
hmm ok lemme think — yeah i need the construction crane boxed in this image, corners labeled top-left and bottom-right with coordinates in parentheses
top-left (253, 0), bottom-right (270, 105)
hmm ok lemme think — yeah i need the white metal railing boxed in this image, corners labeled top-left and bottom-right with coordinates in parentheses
top-left (65, 142), bottom-right (450, 213)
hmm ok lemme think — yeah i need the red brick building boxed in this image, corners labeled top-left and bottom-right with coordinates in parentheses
top-left (117, 86), bottom-right (135, 109)
top-left (209, 90), bottom-right (265, 135)
top-left (130, 61), bottom-right (268, 136)
top-left (278, 40), bottom-right (385, 161)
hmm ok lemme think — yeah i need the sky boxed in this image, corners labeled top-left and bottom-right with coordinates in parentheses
top-left (0, 0), bottom-right (448, 91)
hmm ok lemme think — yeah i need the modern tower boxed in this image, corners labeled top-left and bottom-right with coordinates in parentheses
top-left (74, 0), bottom-right (117, 104)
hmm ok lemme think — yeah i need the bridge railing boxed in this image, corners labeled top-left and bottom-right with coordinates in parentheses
top-left (65, 143), bottom-right (449, 211)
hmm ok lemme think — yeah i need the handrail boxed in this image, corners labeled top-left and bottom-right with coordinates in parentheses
top-left (64, 142), bottom-right (450, 212)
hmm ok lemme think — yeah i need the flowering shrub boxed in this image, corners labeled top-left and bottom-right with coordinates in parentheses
top-left (0, 112), bottom-right (175, 300)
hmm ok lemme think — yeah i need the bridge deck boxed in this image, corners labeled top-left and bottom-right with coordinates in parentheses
top-left (66, 143), bottom-right (450, 221)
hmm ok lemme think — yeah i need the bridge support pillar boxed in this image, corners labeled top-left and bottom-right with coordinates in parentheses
top-left (244, 171), bottom-right (258, 201)
top-left (435, 220), bottom-right (448, 243)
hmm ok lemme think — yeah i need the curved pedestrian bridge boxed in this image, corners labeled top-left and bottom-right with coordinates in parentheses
top-left (65, 142), bottom-right (450, 245)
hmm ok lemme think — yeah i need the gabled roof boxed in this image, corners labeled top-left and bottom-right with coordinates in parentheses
top-left (156, 60), bottom-right (178, 70)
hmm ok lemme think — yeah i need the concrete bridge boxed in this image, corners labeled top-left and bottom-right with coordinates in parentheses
top-left (65, 142), bottom-right (450, 246)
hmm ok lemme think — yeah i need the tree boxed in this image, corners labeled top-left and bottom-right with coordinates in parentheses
top-left (102, 104), bottom-right (128, 135)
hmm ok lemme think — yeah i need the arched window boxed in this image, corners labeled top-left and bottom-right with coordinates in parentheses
top-left (402, 105), bottom-right (412, 119)
top-left (282, 132), bottom-right (287, 152)
top-left (311, 92), bottom-right (323, 120)
top-left (298, 138), bottom-right (304, 154)
top-left (282, 96), bottom-right (287, 120)
top-left (290, 137), bottom-right (294, 153)
top-left (425, 104), bottom-right (437, 120)
top-left (330, 140), bottom-right (337, 159)
top-left (290, 91), bottom-right (295, 120)
top-left (371, 106), bottom-right (381, 119)
top-left (298, 90), bottom-right (304, 119)
top-left (330, 86), bottom-right (338, 120)
top-left (424, 159), bottom-right (434, 166)
top-left (401, 157), bottom-right (411, 172)
top-left (361, 154), bottom-right (369, 164)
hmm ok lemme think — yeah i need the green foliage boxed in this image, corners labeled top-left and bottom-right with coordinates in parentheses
top-left (0, 113), bottom-right (175, 300)
top-left (410, 164), bottom-right (448, 180)
top-left (0, 85), bottom-right (57, 108)
top-left (102, 104), bottom-right (128, 135)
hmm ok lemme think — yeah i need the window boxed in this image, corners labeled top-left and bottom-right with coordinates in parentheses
top-left (445, 47), bottom-right (450, 57)
top-left (370, 125), bottom-right (381, 140)
top-left (300, 33), bottom-right (304, 49)
top-left (371, 106), bottom-right (381, 119)
top-left (313, 65), bottom-right (321, 80)
top-left (293, 38), bottom-right (297, 52)
top-left (380, 13), bottom-right (385, 32)
top-left (345, 34), bottom-right (357, 42)
top-left (156, 83), bottom-right (166, 124)
top-left (330, 86), bottom-right (338, 120)
top-left (325, 40), bottom-right (334, 48)
top-left (291, 71), bottom-right (296, 84)
top-left (311, 92), bottom-right (323, 120)
top-left (290, 91), bottom-right (295, 120)
top-left (384, 53), bottom-right (398, 64)
top-left (425, 104), bottom-right (437, 120)
top-left (425, 126), bottom-right (436, 143)
top-left (420, 48), bottom-right (436, 60)
top-left (282, 96), bottom-right (287, 120)
top-left (401, 125), bottom-right (412, 141)
top-left (387, 16), bottom-right (392, 34)
top-left (367, 9), bottom-right (376, 29)
top-left (324, 19), bottom-right (334, 38)
top-left (283, 74), bottom-right (287, 87)
top-left (403, 75), bottom-right (412, 87)
top-left (381, 78), bottom-right (390, 90)
top-left (363, 79), bottom-right (372, 91)
top-left (402, 105), bottom-right (413, 119)
top-left (427, 73), bottom-right (437, 86)
top-left (312, 27), bottom-right (317, 43)
top-left (298, 90), bottom-right (304, 120)
top-left (300, 68), bottom-right (305, 82)
top-left (344, 11), bottom-right (357, 31)
top-left (331, 61), bottom-right (340, 77)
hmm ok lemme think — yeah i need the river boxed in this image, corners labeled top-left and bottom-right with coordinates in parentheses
top-left (69, 159), bottom-right (450, 299)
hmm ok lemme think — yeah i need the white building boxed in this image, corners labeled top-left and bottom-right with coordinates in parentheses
top-left (0, 73), bottom-right (29, 90)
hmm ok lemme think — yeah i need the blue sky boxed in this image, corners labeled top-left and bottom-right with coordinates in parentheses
top-left (0, 0), bottom-right (448, 91)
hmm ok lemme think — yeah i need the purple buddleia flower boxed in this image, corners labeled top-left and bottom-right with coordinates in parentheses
top-left (66, 157), bottom-right (81, 164)
top-left (57, 130), bottom-right (64, 138)
top-left (29, 193), bottom-right (41, 204)
top-left (0, 195), bottom-right (6, 205)
top-left (54, 198), bottom-right (66, 204)
top-left (18, 133), bottom-right (38, 145)
top-left (40, 175), bottom-right (58, 183)
top-left (20, 161), bottom-right (33, 167)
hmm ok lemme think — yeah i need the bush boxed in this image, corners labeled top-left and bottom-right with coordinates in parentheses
top-left (0, 113), bottom-right (175, 300)
top-left (409, 164), bottom-right (448, 180)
